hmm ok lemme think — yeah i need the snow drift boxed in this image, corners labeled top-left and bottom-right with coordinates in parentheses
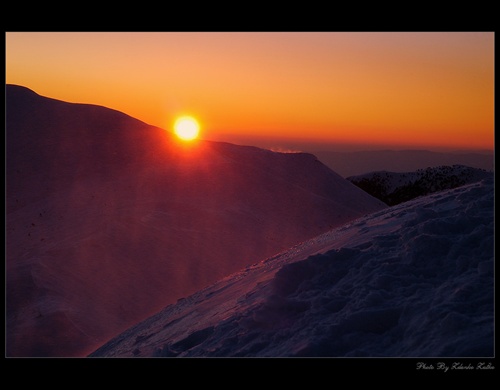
top-left (90, 177), bottom-right (494, 357)
top-left (6, 85), bottom-right (386, 357)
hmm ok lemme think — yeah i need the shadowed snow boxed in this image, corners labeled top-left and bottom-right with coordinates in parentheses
top-left (90, 178), bottom-right (494, 358)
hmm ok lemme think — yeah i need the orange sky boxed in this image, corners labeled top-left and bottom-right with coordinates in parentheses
top-left (5, 32), bottom-right (495, 151)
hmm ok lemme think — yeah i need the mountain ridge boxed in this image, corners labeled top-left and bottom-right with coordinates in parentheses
top-left (313, 149), bottom-right (494, 177)
top-left (347, 164), bottom-right (493, 206)
top-left (6, 84), bottom-right (386, 357)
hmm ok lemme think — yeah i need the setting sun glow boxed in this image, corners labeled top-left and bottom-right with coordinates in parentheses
top-left (6, 32), bottom-right (494, 151)
top-left (174, 116), bottom-right (200, 141)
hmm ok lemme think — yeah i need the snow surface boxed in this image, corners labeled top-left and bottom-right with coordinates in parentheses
top-left (90, 177), bottom-right (494, 358)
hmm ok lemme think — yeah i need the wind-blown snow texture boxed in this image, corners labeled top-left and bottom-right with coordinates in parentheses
top-left (90, 177), bottom-right (494, 358)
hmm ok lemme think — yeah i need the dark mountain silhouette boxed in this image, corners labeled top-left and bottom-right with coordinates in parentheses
top-left (347, 165), bottom-right (493, 206)
top-left (6, 84), bottom-right (386, 357)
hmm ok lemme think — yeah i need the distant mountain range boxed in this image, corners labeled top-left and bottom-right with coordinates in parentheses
top-left (347, 165), bottom-right (493, 206)
top-left (6, 85), bottom-right (386, 357)
top-left (313, 149), bottom-right (493, 178)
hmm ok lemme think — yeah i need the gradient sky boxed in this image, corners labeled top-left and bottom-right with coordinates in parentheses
top-left (6, 32), bottom-right (495, 151)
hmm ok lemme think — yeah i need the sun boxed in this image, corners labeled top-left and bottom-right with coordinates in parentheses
top-left (173, 116), bottom-right (200, 141)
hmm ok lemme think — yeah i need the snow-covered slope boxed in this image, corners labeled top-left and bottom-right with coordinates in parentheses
top-left (6, 85), bottom-right (386, 357)
top-left (90, 177), bottom-right (494, 357)
top-left (347, 165), bottom-right (493, 206)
